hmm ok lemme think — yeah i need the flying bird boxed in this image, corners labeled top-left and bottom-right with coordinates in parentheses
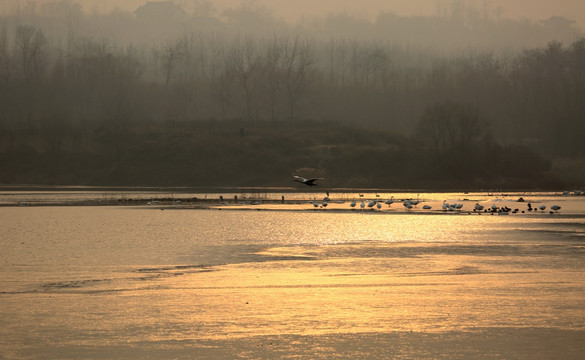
top-left (293, 175), bottom-right (321, 186)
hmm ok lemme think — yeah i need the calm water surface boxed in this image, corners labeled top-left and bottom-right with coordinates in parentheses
top-left (1, 192), bottom-right (585, 359)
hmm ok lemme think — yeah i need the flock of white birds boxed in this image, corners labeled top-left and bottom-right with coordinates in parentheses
top-left (307, 195), bottom-right (569, 215)
top-left (295, 175), bottom-right (578, 214)
top-left (309, 197), bottom-right (563, 214)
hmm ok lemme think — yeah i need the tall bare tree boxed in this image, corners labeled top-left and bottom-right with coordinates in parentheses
top-left (355, 44), bottom-right (390, 88)
top-left (416, 101), bottom-right (483, 156)
top-left (208, 38), bottom-right (235, 121)
top-left (0, 21), bottom-right (9, 83)
top-left (264, 36), bottom-right (284, 121)
top-left (13, 25), bottom-right (48, 83)
top-left (159, 39), bottom-right (186, 87)
top-left (282, 36), bottom-right (314, 122)
top-left (230, 36), bottom-right (263, 121)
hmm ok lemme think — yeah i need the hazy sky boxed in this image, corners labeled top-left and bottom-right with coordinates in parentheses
top-left (255, 0), bottom-right (585, 28)
top-left (252, 0), bottom-right (584, 22)
top-left (10, 0), bottom-right (585, 28)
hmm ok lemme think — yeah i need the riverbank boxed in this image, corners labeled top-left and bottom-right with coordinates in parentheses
top-left (2, 188), bottom-right (583, 217)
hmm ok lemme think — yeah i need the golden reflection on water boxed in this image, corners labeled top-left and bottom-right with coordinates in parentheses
top-left (1, 204), bottom-right (585, 357)
top-left (166, 242), bottom-right (585, 339)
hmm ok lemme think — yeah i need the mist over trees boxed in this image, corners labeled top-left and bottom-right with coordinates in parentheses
top-left (1, 1), bottom-right (584, 189)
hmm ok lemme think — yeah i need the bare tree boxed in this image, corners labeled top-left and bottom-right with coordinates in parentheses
top-left (327, 39), bottom-right (349, 87)
top-left (13, 25), bottom-right (48, 83)
top-left (355, 44), bottom-right (390, 88)
top-left (416, 101), bottom-right (483, 156)
top-left (264, 36), bottom-right (284, 121)
top-left (158, 39), bottom-right (187, 87)
top-left (282, 36), bottom-right (314, 122)
top-left (230, 36), bottom-right (263, 121)
top-left (214, 65), bottom-right (236, 121)
top-left (208, 38), bottom-right (235, 121)
top-left (0, 21), bottom-right (9, 83)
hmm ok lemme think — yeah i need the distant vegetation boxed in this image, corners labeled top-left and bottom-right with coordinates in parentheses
top-left (0, 1), bottom-right (583, 189)
top-left (0, 119), bottom-right (569, 190)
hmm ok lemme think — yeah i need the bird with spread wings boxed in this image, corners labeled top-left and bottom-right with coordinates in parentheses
top-left (293, 175), bottom-right (322, 186)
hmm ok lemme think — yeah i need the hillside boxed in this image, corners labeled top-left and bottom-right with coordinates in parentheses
top-left (1, 120), bottom-right (575, 190)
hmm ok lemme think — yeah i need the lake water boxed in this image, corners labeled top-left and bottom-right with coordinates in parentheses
top-left (1, 191), bottom-right (585, 359)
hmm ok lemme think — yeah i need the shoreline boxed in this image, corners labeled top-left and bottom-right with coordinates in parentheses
top-left (2, 188), bottom-right (582, 215)
top-left (3, 201), bottom-right (580, 218)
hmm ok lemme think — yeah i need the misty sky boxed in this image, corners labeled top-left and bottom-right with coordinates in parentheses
top-left (17, 0), bottom-right (585, 29)
top-left (253, 0), bottom-right (585, 25)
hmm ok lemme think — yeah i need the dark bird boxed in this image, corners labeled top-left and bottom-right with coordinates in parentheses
top-left (293, 175), bottom-right (321, 186)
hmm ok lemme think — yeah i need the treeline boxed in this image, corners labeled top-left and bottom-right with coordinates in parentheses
top-left (1, 23), bottom-right (584, 155)
top-left (0, 120), bottom-right (566, 190)
top-left (0, 2), bottom-right (584, 188)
